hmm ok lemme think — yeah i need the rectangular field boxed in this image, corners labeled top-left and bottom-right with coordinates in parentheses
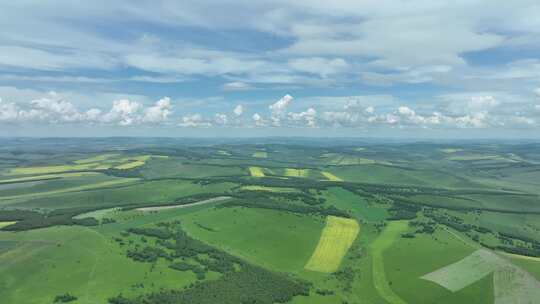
top-left (284, 168), bottom-right (309, 177)
top-left (248, 166), bottom-right (265, 177)
top-left (304, 216), bottom-right (360, 273)
top-left (421, 249), bottom-right (505, 292)
top-left (252, 151), bottom-right (268, 158)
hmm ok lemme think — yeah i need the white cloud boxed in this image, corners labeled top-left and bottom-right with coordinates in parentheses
top-left (233, 104), bottom-right (244, 116)
top-left (142, 97), bottom-right (172, 123)
top-left (222, 82), bottom-right (253, 91)
top-left (0, 90), bottom-right (175, 126)
top-left (288, 57), bottom-right (348, 77)
top-left (214, 113), bottom-right (228, 125)
top-left (179, 114), bottom-right (212, 127)
top-left (0, 46), bottom-right (117, 71)
top-left (125, 53), bottom-right (267, 76)
top-left (101, 99), bottom-right (142, 126)
top-left (252, 113), bottom-right (265, 127)
top-left (268, 94), bottom-right (293, 126)
top-left (288, 107), bottom-right (317, 127)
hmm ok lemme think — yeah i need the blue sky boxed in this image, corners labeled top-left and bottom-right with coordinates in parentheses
top-left (1, 1), bottom-right (540, 137)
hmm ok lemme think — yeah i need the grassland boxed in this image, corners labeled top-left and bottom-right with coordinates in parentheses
top-left (322, 187), bottom-right (387, 221)
top-left (0, 226), bottom-right (200, 304)
top-left (305, 216), bottom-right (360, 273)
top-left (1, 139), bottom-right (539, 303)
top-left (182, 207), bottom-right (324, 272)
top-left (0, 178), bottom-right (139, 203)
top-left (371, 221), bottom-right (409, 304)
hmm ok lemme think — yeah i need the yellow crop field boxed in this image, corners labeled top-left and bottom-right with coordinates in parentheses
top-left (0, 221), bottom-right (17, 229)
top-left (321, 171), bottom-right (343, 181)
top-left (248, 166), bottom-right (265, 177)
top-left (115, 160), bottom-right (146, 170)
top-left (252, 151), bottom-right (268, 158)
top-left (305, 216), bottom-right (360, 273)
top-left (284, 168), bottom-right (309, 177)
top-left (114, 155), bottom-right (160, 170)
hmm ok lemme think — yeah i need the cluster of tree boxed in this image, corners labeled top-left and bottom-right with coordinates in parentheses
top-left (126, 246), bottom-right (168, 263)
top-left (108, 263), bottom-right (310, 304)
top-left (409, 220), bottom-right (436, 234)
top-left (169, 262), bottom-right (206, 280)
top-left (103, 168), bottom-right (142, 178)
top-left (120, 193), bottom-right (223, 211)
top-left (221, 199), bottom-right (350, 218)
top-left (315, 289), bottom-right (335, 296)
top-left (53, 293), bottom-right (77, 303)
top-left (233, 190), bottom-right (325, 206)
top-left (114, 221), bottom-right (311, 304)
top-left (387, 201), bottom-right (421, 220)
top-left (0, 208), bottom-right (99, 231)
top-left (423, 211), bottom-right (472, 232)
top-left (334, 266), bottom-right (356, 292)
top-left (127, 227), bottom-right (174, 239)
top-left (496, 245), bottom-right (540, 257)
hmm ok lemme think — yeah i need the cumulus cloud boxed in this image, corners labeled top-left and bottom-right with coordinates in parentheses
top-left (101, 99), bottom-right (142, 126)
top-left (233, 104), bottom-right (244, 116)
top-left (214, 113), bottom-right (228, 125)
top-left (0, 92), bottom-right (174, 126)
top-left (288, 108), bottom-right (317, 127)
top-left (142, 97), bottom-right (172, 123)
top-left (179, 114), bottom-right (212, 127)
top-left (252, 113), bottom-right (265, 127)
top-left (269, 94), bottom-right (293, 126)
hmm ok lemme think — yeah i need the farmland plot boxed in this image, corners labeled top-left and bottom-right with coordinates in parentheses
top-left (421, 249), bottom-right (504, 292)
top-left (305, 216), bottom-right (359, 273)
top-left (248, 166), bottom-right (265, 177)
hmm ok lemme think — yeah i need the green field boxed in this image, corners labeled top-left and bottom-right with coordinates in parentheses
top-left (1, 139), bottom-right (539, 303)
top-left (371, 221), bottom-right (409, 304)
top-left (182, 207), bottom-right (324, 272)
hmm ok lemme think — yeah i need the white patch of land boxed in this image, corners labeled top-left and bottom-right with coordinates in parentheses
top-left (136, 196), bottom-right (231, 212)
top-left (494, 264), bottom-right (540, 304)
top-left (422, 248), bottom-right (540, 303)
top-left (421, 249), bottom-right (505, 292)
